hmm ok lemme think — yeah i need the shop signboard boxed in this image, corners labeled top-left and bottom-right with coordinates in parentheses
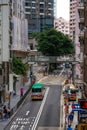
top-left (72, 103), bottom-right (83, 112)
top-left (78, 124), bottom-right (87, 130)
top-left (68, 94), bottom-right (76, 101)
top-left (78, 99), bottom-right (87, 123)
top-left (78, 112), bottom-right (87, 123)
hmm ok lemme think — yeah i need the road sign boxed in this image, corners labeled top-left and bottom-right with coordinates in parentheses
top-left (28, 62), bottom-right (35, 64)
top-left (72, 103), bottom-right (82, 112)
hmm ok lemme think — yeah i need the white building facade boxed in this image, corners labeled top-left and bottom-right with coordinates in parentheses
top-left (12, 0), bottom-right (28, 51)
top-left (0, 0), bottom-right (11, 103)
top-left (54, 17), bottom-right (69, 36)
top-left (69, 0), bottom-right (77, 40)
top-left (69, 0), bottom-right (81, 79)
top-left (0, 0), bottom-right (28, 103)
top-left (0, 0), bottom-right (10, 63)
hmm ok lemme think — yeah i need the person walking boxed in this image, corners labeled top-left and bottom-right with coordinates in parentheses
top-left (67, 125), bottom-right (72, 130)
top-left (3, 105), bottom-right (8, 119)
top-left (68, 111), bottom-right (74, 126)
top-left (20, 88), bottom-right (24, 98)
top-left (7, 103), bottom-right (10, 118)
top-left (75, 125), bottom-right (78, 130)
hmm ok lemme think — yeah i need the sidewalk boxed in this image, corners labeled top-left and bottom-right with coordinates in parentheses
top-left (0, 72), bottom-right (45, 130)
top-left (62, 89), bottom-right (82, 130)
top-left (0, 69), bottom-right (66, 130)
top-left (0, 78), bottom-right (31, 130)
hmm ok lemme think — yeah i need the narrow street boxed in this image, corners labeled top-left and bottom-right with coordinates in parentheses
top-left (4, 74), bottom-right (65, 130)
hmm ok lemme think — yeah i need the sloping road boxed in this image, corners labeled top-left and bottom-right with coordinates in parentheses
top-left (4, 74), bottom-right (65, 130)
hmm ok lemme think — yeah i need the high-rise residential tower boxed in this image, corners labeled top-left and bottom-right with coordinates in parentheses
top-left (54, 17), bottom-right (69, 36)
top-left (69, 0), bottom-right (77, 40)
top-left (25, 0), bottom-right (54, 37)
top-left (0, 0), bottom-right (29, 104)
top-left (78, 0), bottom-right (87, 98)
top-left (69, 0), bottom-right (81, 79)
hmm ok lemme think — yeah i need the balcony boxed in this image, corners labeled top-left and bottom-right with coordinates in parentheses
top-left (79, 30), bottom-right (84, 38)
top-left (79, 17), bottom-right (84, 23)
top-left (78, 2), bottom-right (84, 11)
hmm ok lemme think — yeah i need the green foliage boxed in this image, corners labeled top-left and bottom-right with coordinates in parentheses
top-left (12, 56), bottom-right (28, 76)
top-left (33, 28), bottom-right (75, 56)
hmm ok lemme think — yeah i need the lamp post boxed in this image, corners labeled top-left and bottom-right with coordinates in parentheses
top-left (30, 65), bottom-right (33, 86)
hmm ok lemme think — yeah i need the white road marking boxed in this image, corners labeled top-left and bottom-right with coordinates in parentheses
top-left (10, 117), bottom-right (36, 130)
top-left (20, 125), bottom-right (25, 130)
top-left (59, 67), bottom-right (65, 77)
top-left (26, 111), bottom-right (30, 115)
top-left (31, 87), bottom-right (49, 130)
top-left (10, 125), bottom-right (18, 130)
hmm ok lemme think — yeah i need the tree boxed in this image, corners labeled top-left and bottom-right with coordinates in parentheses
top-left (33, 28), bottom-right (75, 56)
top-left (12, 56), bottom-right (28, 76)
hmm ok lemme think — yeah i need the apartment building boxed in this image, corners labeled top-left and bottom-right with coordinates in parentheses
top-left (69, 0), bottom-right (81, 79)
top-left (25, 0), bottom-right (54, 34)
top-left (78, 0), bottom-right (87, 98)
top-left (0, 0), bottom-right (11, 103)
top-left (12, 0), bottom-right (28, 52)
top-left (69, 0), bottom-right (77, 40)
top-left (0, 0), bottom-right (28, 104)
top-left (54, 17), bottom-right (69, 36)
top-left (25, 0), bottom-right (54, 50)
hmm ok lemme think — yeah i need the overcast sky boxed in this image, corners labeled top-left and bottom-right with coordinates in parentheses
top-left (56, 0), bottom-right (69, 21)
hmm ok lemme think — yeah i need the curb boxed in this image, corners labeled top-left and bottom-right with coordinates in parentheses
top-left (3, 86), bottom-right (31, 130)
top-left (3, 75), bottom-right (47, 130)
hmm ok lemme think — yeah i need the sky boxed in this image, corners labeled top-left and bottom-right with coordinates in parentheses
top-left (56, 0), bottom-right (70, 21)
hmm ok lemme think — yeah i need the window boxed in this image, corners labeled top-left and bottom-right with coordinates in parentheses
top-left (30, 44), bottom-right (33, 50)
top-left (25, 8), bottom-right (31, 12)
top-left (25, 3), bottom-right (31, 6)
top-left (32, 9), bottom-right (36, 12)
top-left (32, 3), bottom-right (35, 7)
top-left (39, 4), bottom-right (44, 8)
top-left (40, 9), bottom-right (44, 13)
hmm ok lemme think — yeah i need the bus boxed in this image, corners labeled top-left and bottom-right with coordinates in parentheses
top-left (31, 82), bottom-right (44, 100)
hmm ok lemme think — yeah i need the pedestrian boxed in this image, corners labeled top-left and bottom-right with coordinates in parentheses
top-left (7, 103), bottom-right (10, 118)
top-left (68, 112), bottom-right (74, 125)
top-left (75, 125), bottom-right (78, 130)
top-left (67, 125), bottom-right (72, 130)
top-left (3, 105), bottom-right (8, 119)
top-left (20, 88), bottom-right (24, 98)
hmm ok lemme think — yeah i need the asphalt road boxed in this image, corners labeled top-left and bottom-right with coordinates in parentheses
top-left (36, 85), bottom-right (61, 130)
top-left (5, 85), bottom-right (62, 130)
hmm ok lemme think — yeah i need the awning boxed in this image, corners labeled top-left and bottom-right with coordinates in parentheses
top-left (63, 83), bottom-right (76, 91)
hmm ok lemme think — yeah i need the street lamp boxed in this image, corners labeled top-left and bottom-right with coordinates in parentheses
top-left (30, 65), bottom-right (33, 86)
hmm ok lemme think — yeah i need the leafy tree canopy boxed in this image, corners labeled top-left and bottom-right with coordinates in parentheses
top-left (33, 28), bottom-right (75, 56)
top-left (12, 56), bottom-right (28, 76)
